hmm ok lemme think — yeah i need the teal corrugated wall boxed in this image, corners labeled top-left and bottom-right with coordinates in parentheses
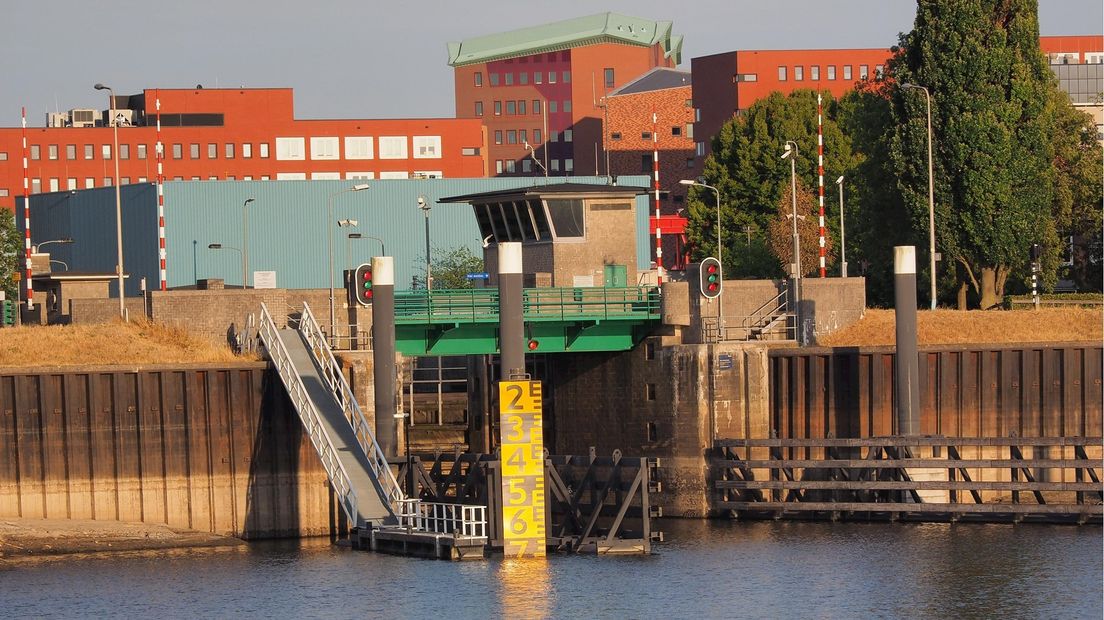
top-left (27, 176), bottom-right (653, 292)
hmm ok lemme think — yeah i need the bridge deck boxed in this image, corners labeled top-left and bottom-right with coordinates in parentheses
top-left (394, 286), bottom-right (661, 324)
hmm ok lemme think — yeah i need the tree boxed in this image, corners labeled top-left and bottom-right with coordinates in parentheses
top-left (685, 90), bottom-right (858, 278)
top-left (1048, 90), bottom-right (1103, 292)
top-left (766, 177), bottom-right (833, 277)
top-left (412, 246), bottom-right (485, 290)
top-left (889, 0), bottom-right (1061, 309)
top-left (0, 209), bottom-right (18, 302)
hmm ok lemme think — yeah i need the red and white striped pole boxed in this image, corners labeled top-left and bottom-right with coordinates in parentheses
top-left (155, 91), bottom-right (167, 291)
top-left (817, 93), bottom-right (826, 278)
top-left (21, 107), bottom-right (33, 311)
top-left (652, 109), bottom-right (663, 286)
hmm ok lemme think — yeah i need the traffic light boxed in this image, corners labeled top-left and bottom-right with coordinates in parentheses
top-left (353, 263), bottom-right (373, 306)
top-left (699, 257), bottom-right (721, 299)
top-left (1, 300), bottom-right (13, 327)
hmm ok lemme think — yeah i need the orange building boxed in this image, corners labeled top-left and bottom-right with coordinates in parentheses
top-left (0, 87), bottom-right (487, 211)
top-left (449, 12), bottom-right (683, 179)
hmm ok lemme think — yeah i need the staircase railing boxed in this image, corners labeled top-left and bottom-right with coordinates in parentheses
top-left (298, 302), bottom-right (406, 511)
top-left (739, 287), bottom-right (792, 340)
top-left (258, 302), bottom-right (362, 526)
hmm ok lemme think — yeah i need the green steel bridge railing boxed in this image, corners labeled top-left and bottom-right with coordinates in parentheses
top-left (392, 286), bottom-right (661, 324)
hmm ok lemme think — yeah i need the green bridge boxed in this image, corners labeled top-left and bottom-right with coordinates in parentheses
top-left (392, 286), bottom-right (661, 356)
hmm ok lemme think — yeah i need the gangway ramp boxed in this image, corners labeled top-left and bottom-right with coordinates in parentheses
top-left (258, 302), bottom-right (402, 528)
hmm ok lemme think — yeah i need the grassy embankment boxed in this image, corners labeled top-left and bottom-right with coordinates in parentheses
top-left (0, 320), bottom-right (255, 367)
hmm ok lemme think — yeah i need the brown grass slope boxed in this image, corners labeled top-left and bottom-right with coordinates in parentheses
top-left (820, 308), bottom-right (1103, 347)
top-left (0, 320), bottom-right (253, 367)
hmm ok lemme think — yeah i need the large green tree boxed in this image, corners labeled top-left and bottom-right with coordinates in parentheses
top-left (889, 0), bottom-right (1062, 308)
top-left (413, 246), bottom-right (485, 290)
top-left (685, 90), bottom-right (858, 278)
top-left (0, 209), bottom-right (19, 302)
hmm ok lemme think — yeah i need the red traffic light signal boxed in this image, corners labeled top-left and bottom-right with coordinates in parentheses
top-left (699, 257), bottom-right (722, 299)
top-left (527, 339), bottom-right (540, 351)
top-left (353, 263), bottom-right (373, 306)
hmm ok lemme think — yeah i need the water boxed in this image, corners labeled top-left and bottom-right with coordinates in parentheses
top-left (1, 520), bottom-right (1100, 619)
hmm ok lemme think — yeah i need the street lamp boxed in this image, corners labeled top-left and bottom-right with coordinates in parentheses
top-left (94, 82), bottom-right (125, 319)
top-left (347, 233), bottom-right (385, 272)
top-left (523, 141), bottom-right (548, 177)
top-left (32, 237), bottom-right (74, 253)
top-left (418, 195), bottom-right (432, 291)
top-left (241, 197), bottom-right (255, 287)
top-left (679, 178), bottom-right (723, 338)
top-left (208, 243), bottom-right (244, 286)
top-left (901, 83), bottom-right (937, 310)
top-left (782, 141), bottom-right (803, 341)
top-left (327, 184), bottom-right (370, 346)
top-left (338, 220), bottom-right (359, 274)
top-left (836, 176), bottom-right (847, 278)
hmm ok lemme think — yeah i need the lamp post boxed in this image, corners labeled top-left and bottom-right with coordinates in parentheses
top-left (327, 184), bottom-right (370, 346)
top-left (523, 141), bottom-right (548, 176)
top-left (348, 233), bottom-right (385, 272)
top-left (836, 176), bottom-right (847, 278)
top-left (207, 243), bottom-right (244, 286)
top-left (901, 83), bottom-right (937, 310)
top-left (679, 179), bottom-right (723, 337)
top-left (241, 197), bottom-right (255, 287)
top-left (418, 195), bottom-right (432, 291)
top-left (32, 238), bottom-right (74, 253)
top-left (782, 141), bottom-right (803, 342)
top-left (94, 83), bottom-right (125, 319)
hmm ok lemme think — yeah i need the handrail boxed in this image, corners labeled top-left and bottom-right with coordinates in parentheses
top-left (298, 302), bottom-right (406, 511)
top-left (258, 303), bottom-right (362, 527)
top-left (740, 287), bottom-right (789, 332)
top-left (393, 286), bottom-right (661, 324)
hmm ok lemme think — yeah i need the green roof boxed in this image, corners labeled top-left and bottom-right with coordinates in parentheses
top-left (447, 12), bottom-right (682, 67)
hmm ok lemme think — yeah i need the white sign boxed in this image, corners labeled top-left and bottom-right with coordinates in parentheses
top-left (253, 271), bottom-right (277, 289)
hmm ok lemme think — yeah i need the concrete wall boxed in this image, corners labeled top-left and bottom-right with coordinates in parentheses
top-left (69, 298), bottom-right (149, 325)
top-left (0, 364), bottom-right (342, 539)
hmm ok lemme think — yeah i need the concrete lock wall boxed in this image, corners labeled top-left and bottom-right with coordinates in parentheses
top-left (0, 364), bottom-right (346, 539)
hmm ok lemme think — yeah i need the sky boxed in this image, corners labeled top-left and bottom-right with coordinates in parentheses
top-left (4, 0), bottom-right (1101, 125)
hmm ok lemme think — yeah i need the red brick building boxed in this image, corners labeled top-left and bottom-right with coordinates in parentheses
top-left (0, 87), bottom-right (487, 211)
top-left (449, 12), bottom-right (683, 179)
top-left (605, 68), bottom-right (695, 268)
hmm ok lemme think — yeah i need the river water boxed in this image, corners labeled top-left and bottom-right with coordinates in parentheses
top-left (1, 520), bottom-right (1099, 619)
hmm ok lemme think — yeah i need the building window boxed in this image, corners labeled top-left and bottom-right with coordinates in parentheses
top-left (522, 159), bottom-right (532, 173)
top-left (642, 131), bottom-right (652, 140)
top-left (345, 137), bottom-right (375, 160)
top-left (736, 73), bottom-right (758, 82)
top-left (46, 144), bottom-right (58, 160)
top-left (794, 66), bottom-right (804, 81)
top-left (225, 143), bottom-right (235, 159)
top-left (494, 130), bottom-right (503, 145)
top-left (505, 159), bottom-right (515, 173)
top-left (859, 65), bottom-right (869, 79)
top-left (610, 132), bottom-right (621, 140)
top-left (259, 143), bottom-right (270, 158)
top-left (31, 145), bottom-right (40, 160)
top-left (115, 144), bottom-right (127, 160)
top-left (103, 177), bottom-right (112, 186)
top-left (549, 101), bottom-right (558, 113)
top-left (641, 154), bottom-right (650, 173)
top-left (172, 144), bottom-right (182, 159)
top-left (495, 160), bottom-right (503, 174)
top-left (550, 159), bottom-right (560, 172)
top-left (504, 73), bottom-right (513, 86)
top-left (66, 144), bottom-right (76, 160)
top-left (518, 100), bottom-right (526, 115)
top-left (378, 136), bottom-right (408, 159)
top-left (646, 421), bottom-right (657, 442)
top-left (843, 65), bottom-right (853, 80)
top-left (533, 100), bottom-right (541, 114)
top-left (564, 158), bottom-right (573, 172)
top-left (534, 71), bottom-right (542, 84)
top-left (686, 157), bottom-right (694, 168)
top-left (645, 383), bottom-right (656, 401)
top-left (562, 71), bottom-right (571, 83)
top-left (242, 143), bottom-right (252, 158)
top-left (533, 129), bottom-right (541, 143)
top-left (672, 126), bottom-right (682, 136)
top-left (0, 189), bottom-right (7, 197)
top-left (563, 130), bottom-right (572, 142)
top-left (120, 177), bottom-right (131, 185)
top-left (475, 101), bottom-right (483, 116)
top-left (519, 72), bottom-right (528, 85)
top-left (875, 64), bottom-right (885, 79)
top-left (0, 152), bottom-right (6, 161)
top-left (519, 129), bottom-right (527, 143)
top-left (548, 71), bottom-right (557, 84)
top-left (507, 130), bottom-right (517, 144)
top-left (310, 172), bottom-right (340, 180)
top-left (102, 144), bottom-right (112, 160)
top-left (49, 178), bottom-right (59, 192)
top-left (686, 124), bottom-right (694, 139)
top-left (309, 136), bottom-right (339, 160)
top-left (604, 68), bottom-right (614, 88)
top-left (490, 73), bottom-right (499, 86)
top-left (84, 144), bottom-right (94, 160)
top-left (208, 143), bottom-right (217, 159)
top-left (474, 72), bottom-right (483, 87)
top-left (84, 178), bottom-right (94, 188)
top-left (563, 100), bottom-right (572, 113)
top-left (275, 137), bottom-right (306, 160)
top-left (827, 65), bottom-right (837, 80)
top-left (461, 147), bottom-right (479, 156)
top-left (778, 66), bottom-right (787, 81)
top-left (696, 142), bottom-right (705, 157)
top-left (190, 143), bottom-right (200, 159)
top-left (413, 136), bottom-right (441, 158)
top-left (810, 65), bottom-right (820, 80)
top-left (137, 144), bottom-right (147, 159)
top-left (31, 179), bottom-right (41, 193)
top-left (494, 101), bottom-right (502, 116)
top-left (506, 101), bottom-right (516, 115)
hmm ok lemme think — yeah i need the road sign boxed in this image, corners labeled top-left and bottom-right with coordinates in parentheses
top-left (465, 272), bottom-right (490, 280)
top-left (498, 379), bottom-right (546, 558)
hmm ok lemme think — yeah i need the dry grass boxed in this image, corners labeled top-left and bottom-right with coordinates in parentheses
top-left (0, 320), bottom-right (256, 367)
top-left (820, 308), bottom-right (1103, 347)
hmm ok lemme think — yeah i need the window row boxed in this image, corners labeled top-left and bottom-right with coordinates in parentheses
top-left (13, 169), bottom-right (449, 194)
top-left (610, 125), bottom-right (693, 140)
top-left (475, 70), bottom-right (571, 87)
top-left (494, 158), bottom-right (573, 174)
top-left (24, 143), bottom-right (155, 161)
top-left (477, 99), bottom-right (571, 117)
top-left (493, 128), bottom-right (570, 145)
top-left (272, 136), bottom-right (442, 161)
top-left (776, 63), bottom-right (884, 82)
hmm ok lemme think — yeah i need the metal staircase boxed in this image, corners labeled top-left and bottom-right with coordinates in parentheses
top-left (740, 287), bottom-right (792, 341)
top-left (258, 301), bottom-right (403, 528)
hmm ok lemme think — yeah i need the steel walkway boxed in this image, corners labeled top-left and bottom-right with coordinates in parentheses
top-left (259, 302), bottom-right (403, 528)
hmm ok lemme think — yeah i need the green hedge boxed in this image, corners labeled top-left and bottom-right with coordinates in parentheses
top-left (1003, 293), bottom-right (1104, 308)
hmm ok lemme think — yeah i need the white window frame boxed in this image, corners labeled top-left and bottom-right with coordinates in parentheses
top-left (310, 136), bottom-right (340, 160)
top-left (311, 172), bottom-right (341, 180)
top-left (379, 171), bottom-right (409, 179)
top-left (346, 172), bottom-right (375, 180)
top-left (345, 136), bottom-right (374, 160)
top-left (413, 136), bottom-right (442, 159)
top-left (275, 172), bottom-right (307, 180)
top-left (275, 137), bottom-right (305, 161)
top-left (378, 136), bottom-right (408, 160)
